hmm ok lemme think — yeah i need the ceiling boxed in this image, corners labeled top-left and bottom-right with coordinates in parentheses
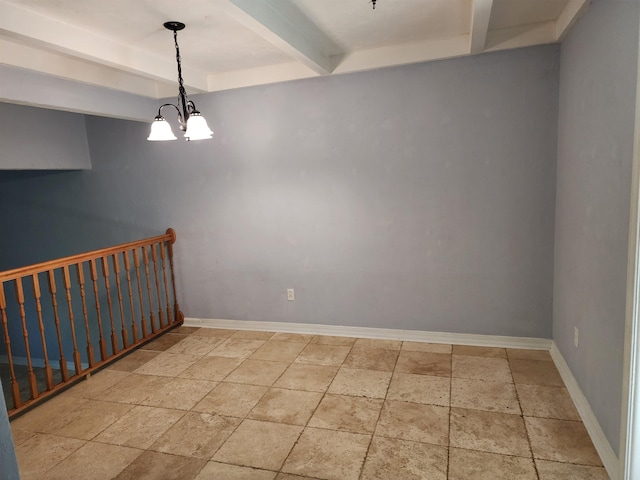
top-left (0, 0), bottom-right (589, 99)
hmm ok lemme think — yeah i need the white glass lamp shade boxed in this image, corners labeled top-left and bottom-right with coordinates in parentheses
top-left (147, 116), bottom-right (177, 141)
top-left (184, 112), bottom-right (213, 141)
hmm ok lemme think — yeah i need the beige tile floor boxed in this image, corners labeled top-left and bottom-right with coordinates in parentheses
top-left (9, 327), bottom-right (609, 480)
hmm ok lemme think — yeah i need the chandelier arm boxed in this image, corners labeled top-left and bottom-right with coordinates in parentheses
top-left (186, 99), bottom-right (198, 114)
top-left (157, 103), bottom-right (183, 123)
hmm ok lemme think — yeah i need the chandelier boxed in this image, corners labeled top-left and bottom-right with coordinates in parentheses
top-left (147, 22), bottom-right (213, 141)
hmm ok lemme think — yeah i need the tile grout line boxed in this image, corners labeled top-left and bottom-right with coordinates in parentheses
top-left (148, 329), bottom-right (253, 478)
top-left (356, 342), bottom-right (402, 480)
top-left (446, 346), bottom-right (453, 480)
top-left (181, 329), bottom-right (279, 477)
top-left (196, 331), bottom-right (358, 477)
top-left (12, 328), bottom-right (194, 479)
top-left (246, 337), bottom-right (312, 476)
top-left (507, 351), bottom-right (541, 480)
top-left (22, 339), bottom-right (205, 477)
top-left (277, 336), bottom-right (357, 477)
top-left (194, 331), bottom-right (283, 475)
top-left (116, 329), bottom-right (193, 473)
top-left (15, 431), bottom-right (88, 478)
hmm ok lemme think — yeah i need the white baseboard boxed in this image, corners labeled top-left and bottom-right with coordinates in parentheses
top-left (550, 342), bottom-right (620, 480)
top-left (183, 317), bottom-right (552, 350)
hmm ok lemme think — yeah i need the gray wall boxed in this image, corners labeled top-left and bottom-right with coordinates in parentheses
top-left (0, 103), bottom-right (91, 170)
top-left (0, 45), bottom-right (559, 338)
top-left (553, 0), bottom-right (640, 455)
top-left (0, 382), bottom-right (19, 480)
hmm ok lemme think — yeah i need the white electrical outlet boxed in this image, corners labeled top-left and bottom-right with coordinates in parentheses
top-left (287, 288), bottom-right (295, 301)
top-left (574, 327), bottom-right (579, 348)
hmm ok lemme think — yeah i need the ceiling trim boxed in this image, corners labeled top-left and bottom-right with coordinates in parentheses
top-left (0, 1), bottom-right (208, 92)
top-left (556, 0), bottom-right (590, 42)
top-left (206, 62), bottom-right (318, 93)
top-left (0, 39), bottom-right (167, 99)
top-left (485, 21), bottom-right (556, 52)
top-left (333, 35), bottom-right (470, 75)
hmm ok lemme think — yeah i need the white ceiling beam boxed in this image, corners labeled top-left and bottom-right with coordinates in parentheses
top-left (333, 36), bottom-right (470, 75)
top-left (0, 39), bottom-right (166, 99)
top-left (556, 0), bottom-right (590, 42)
top-left (469, 0), bottom-right (494, 54)
top-left (0, 1), bottom-right (208, 92)
top-left (484, 21), bottom-right (556, 52)
top-left (218, 0), bottom-right (342, 76)
top-left (0, 64), bottom-right (155, 123)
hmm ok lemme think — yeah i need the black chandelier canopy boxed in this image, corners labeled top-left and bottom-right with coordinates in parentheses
top-left (148, 21), bottom-right (213, 142)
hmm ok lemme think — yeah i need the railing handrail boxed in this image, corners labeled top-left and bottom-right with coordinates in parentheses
top-left (0, 228), bottom-right (176, 282)
top-left (1, 227), bottom-right (183, 417)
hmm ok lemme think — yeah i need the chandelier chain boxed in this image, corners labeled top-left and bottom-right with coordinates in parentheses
top-left (173, 29), bottom-right (187, 97)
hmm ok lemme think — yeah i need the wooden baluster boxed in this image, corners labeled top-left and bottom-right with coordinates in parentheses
top-left (123, 251), bottom-right (139, 343)
top-left (62, 266), bottom-right (82, 375)
top-left (133, 249), bottom-right (148, 338)
top-left (150, 244), bottom-right (165, 328)
top-left (31, 274), bottom-right (54, 390)
top-left (47, 270), bottom-right (68, 382)
top-left (76, 264), bottom-right (95, 368)
top-left (89, 259), bottom-right (107, 361)
top-left (142, 247), bottom-right (157, 333)
top-left (159, 242), bottom-right (173, 325)
top-left (112, 254), bottom-right (129, 348)
top-left (15, 278), bottom-right (38, 399)
top-left (101, 256), bottom-right (118, 355)
top-left (166, 236), bottom-right (181, 322)
top-left (0, 284), bottom-right (22, 408)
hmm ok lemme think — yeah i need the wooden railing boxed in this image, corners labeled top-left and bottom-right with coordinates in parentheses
top-left (0, 228), bottom-right (183, 417)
